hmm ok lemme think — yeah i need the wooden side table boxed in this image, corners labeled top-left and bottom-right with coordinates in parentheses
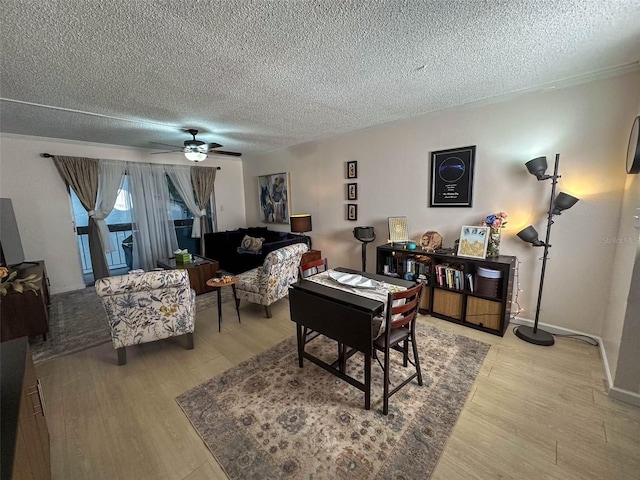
top-left (300, 249), bottom-right (321, 266)
top-left (205, 276), bottom-right (241, 332)
top-left (156, 255), bottom-right (219, 295)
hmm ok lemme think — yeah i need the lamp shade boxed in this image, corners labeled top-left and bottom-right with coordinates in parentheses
top-left (551, 192), bottom-right (579, 215)
top-left (525, 156), bottom-right (549, 180)
top-left (184, 151), bottom-right (207, 162)
top-left (517, 225), bottom-right (544, 246)
top-left (290, 214), bottom-right (312, 233)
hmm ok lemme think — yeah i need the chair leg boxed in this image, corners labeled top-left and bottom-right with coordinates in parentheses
top-left (383, 345), bottom-right (391, 415)
top-left (185, 332), bottom-right (194, 350)
top-left (264, 305), bottom-right (272, 318)
top-left (117, 347), bottom-right (126, 366)
top-left (411, 335), bottom-right (423, 386)
top-left (402, 338), bottom-right (409, 367)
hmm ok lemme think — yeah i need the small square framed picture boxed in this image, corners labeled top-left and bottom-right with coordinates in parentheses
top-left (347, 204), bottom-right (358, 221)
top-left (347, 161), bottom-right (358, 179)
top-left (347, 182), bottom-right (358, 200)
top-left (456, 225), bottom-right (490, 259)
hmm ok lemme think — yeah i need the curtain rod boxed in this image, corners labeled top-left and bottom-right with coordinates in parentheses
top-left (40, 153), bottom-right (221, 169)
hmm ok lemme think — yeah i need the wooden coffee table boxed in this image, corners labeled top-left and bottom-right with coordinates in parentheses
top-left (205, 276), bottom-right (241, 332)
top-left (156, 255), bottom-right (219, 295)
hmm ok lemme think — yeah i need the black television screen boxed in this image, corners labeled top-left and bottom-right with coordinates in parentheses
top-left (0, 198), bottom-right (26, 266)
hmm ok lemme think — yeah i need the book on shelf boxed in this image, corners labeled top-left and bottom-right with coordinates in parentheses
top-left (435, 263), bottom-right (464, 290)
top-left (466, 273), bottom-right (474, 292)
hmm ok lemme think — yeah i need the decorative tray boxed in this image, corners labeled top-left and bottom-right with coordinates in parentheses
top-left (329, 271), bottom-right (381, 289)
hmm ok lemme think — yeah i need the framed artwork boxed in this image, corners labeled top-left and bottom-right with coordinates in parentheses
top-left (457, 226), bottom-right (489, 259)
top-left (388, 216), bottom-right (408, 243)
top-left (347, 182), bottom-right (357, 200)
top-left (430, 145), bottom-right (476, 207)
top-left (347, 161), bottom-right (358, 179)
top-left (258, 172), bottom-right (291, 224)
top-left (347, 204), bottom-right (358, 221)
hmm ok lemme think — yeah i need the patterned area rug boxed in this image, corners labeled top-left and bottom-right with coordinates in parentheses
top-left (176, 323), bottom-right (489, 480)
top-left (29, 286), bottom-right (234, 364)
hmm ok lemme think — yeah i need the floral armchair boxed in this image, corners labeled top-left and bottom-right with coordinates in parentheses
top-left (236, 243), bottom-right (308, 318)
top-left (95, 269), bottom-right (196, 365)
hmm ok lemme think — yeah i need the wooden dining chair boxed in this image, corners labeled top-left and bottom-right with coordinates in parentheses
top-left (298, 258), bottom-right (329, 344)
top-left (299, 257), bottom-right (328, 279)
top-left (373, 281), bottom-right (424, 415)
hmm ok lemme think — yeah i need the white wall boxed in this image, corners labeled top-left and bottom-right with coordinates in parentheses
top-left (242, 72), bottom-right (640, 341)
top-left (606, 91), bottom-right (640, 403)
top-left (0, 135), bottom-right (246, 293)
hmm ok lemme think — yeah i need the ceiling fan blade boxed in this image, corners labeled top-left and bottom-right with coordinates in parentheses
top-left (150, 150), bottom-right (182, 155)
top-left (149, 141), bottom-right (183, 149)
top-left (209, 150), bottom-right (242, 157)
top-left (206, 142), bottom-right (222, 150)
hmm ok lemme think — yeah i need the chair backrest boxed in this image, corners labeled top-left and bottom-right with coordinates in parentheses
top-left (299, 257), bottom-right (328, 278)
top-left (386, 282), bottom-right (423, 330)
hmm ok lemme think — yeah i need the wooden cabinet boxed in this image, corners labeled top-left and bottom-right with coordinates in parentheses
top-left (1, 337), bottom-right (51, 480)
top-left (376, 245), bottom-right (515, 336)
top-left (300, 249), bottom-right (322, 266)
top-left (0, 261), bottom-right (50, 343)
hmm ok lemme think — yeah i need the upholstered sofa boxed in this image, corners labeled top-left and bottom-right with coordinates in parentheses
top-left (95, 269), bottom-right (196, 365)
top-left (203, 227), bottom-right (310, 274)
top-left (236, 243), bottom-right (308, 318)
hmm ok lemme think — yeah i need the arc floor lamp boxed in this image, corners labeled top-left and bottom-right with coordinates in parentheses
top-left (515, 154), bottom-right (579, 346)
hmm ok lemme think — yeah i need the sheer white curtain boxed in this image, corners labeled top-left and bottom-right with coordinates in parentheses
top-left (126, 162), bottom-right (179, 271)
top-left (95, 159), bottom-right (126, 252)
top-left (164, 164), bottom-right (204, 238)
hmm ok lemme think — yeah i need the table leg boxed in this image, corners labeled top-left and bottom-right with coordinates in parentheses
top-left (217, 288), bottom-right (222, 332)
top-left (338, 343), bottom-right (347, 373)
top-left (364, 353), bottom-right (371, 410)
top-left (231, 284), bottom-right (241, 323)
top-left (296, 324), bottom-right (304, 368)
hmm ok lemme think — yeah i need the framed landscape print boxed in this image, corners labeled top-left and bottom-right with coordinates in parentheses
top-left (347, 182), bottom-right (357, 200)
top-left (347, 161), bottom-right (358, 179)
top-left (456, 225), bottom-right (489, 259)
top-left (430, 145), bottom-right (476, 207)
top-left (347, 204), bottom-right (358, 221)
top-left (258, 172), bottom-right (291, 224)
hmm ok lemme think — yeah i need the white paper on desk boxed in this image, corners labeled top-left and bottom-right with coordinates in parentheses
top-left (328, 271), bottom-right (381, 289)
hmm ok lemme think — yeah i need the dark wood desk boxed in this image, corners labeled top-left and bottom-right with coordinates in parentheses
top-left (288, 268), bottom-right (414, 410)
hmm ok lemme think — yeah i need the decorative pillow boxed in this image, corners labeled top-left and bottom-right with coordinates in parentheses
top-left (241, 235), bottom-right (265, 252)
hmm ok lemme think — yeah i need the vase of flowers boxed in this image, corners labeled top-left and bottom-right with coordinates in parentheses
top-left (481, 212), bottom-right (507, 257)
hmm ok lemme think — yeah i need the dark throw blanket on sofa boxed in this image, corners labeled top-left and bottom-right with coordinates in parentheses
top-left (203, 227), bottom-right (310, 274)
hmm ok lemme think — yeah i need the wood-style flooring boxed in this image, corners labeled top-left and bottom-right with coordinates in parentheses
top-left (36, 298), bottom-right (640, 480)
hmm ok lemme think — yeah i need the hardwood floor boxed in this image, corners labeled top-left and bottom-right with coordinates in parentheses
top-left (36, 299), bottom-right (640, 479)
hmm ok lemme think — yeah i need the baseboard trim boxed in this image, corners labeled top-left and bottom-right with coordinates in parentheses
top-left (50, 283), bottom-right (88, 295)
top-left (609, 387), bottom-right (640, 407)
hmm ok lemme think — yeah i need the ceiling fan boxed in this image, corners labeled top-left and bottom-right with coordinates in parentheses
top-left (150, 128), bottom-right (241, 162)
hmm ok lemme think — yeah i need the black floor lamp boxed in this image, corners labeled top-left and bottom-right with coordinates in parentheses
top-left (515, 154), bottom-right (579, 346)
top-left (353, 226), bottom-right (376, 272)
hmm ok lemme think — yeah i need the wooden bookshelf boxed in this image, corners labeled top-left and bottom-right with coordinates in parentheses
top-left (376, 244), bottom-right (515, 336)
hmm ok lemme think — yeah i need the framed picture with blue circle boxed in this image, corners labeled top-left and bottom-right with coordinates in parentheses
top-left (430, 145), bottom-right (476, 207)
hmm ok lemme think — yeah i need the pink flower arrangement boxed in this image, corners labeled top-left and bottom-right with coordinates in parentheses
top-left (481, 212), bottom-right (508, 230)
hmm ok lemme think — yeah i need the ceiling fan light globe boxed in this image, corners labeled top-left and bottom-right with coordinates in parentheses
top-left (184, 151), bottom-right (207, 162)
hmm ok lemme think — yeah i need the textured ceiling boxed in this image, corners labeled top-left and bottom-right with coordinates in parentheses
top-left (2, 1), bottom-right (640, 158)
